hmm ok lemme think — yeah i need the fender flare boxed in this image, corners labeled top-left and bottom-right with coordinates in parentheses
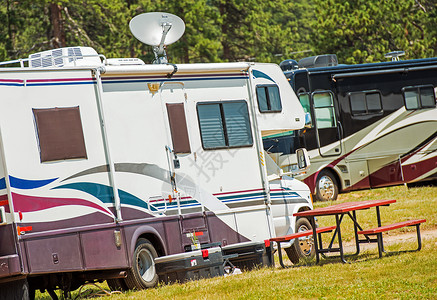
top-left (128, 225), bottom-right (167, 257)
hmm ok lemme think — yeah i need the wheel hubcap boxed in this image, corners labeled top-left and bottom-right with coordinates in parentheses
top-left (318, 175), bottom-right (335, 200)
top-left (137, 249), bottom-right (155, 282)
top-left (297, 225), bottom-right (313, 255)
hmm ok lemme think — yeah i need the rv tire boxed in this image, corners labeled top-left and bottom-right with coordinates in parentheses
top-left (107, 278), bottom-right (129, 292)
top-left (285, 217), bottom-right (315, 264)
top-left (124, 238), bottom-right (159, 290)
top-left (315, 170), bottom-right (338, 201)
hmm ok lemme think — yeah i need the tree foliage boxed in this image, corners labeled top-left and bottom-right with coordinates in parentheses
top-left (0, 0), bottom-right (436, 65)
top-left (311, 0), bottom-right (437, 63)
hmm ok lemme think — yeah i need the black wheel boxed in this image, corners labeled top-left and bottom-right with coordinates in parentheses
top-left (285, 218), bottom-right (315, 264)
top-left (0, 279), bottom-right (31, 300)
top-left (315, 169), bottom-right (338, 201)
top-left (124, 238), bottom-right (159, 290)
top-left (107, 278), bottom-right (129, 292)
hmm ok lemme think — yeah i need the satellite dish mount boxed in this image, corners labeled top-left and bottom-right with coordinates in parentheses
top-left (129, 12), bottom-right (185, 64)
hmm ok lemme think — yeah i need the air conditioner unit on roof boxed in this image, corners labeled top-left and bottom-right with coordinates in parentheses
top-left (28, 47), bottom-right (101, 68)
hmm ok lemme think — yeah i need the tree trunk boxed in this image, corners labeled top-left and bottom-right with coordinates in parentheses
top-left (50, 3), bottom-right (66, 48)
top-left (219, 3), bottom-right (231, 61)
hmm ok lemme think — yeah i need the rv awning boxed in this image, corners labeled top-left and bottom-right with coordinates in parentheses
top-left (102, 62), bottom-right (250, 76)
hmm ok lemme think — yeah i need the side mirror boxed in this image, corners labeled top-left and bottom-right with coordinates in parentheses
top-left (296, 148), bottom-right (310, 171)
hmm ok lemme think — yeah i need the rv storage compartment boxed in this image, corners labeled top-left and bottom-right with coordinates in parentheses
top-left (222, 241), bottom-right (274, 270)
top-left (155, 247), bottom-right (224, 284)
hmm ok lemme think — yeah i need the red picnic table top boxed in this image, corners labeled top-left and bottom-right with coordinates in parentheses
top-left (293, 199), bottom-right (397, 217)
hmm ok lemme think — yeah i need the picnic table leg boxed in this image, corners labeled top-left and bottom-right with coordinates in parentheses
top-left (415, 224), bottom-right (422, 251)
top-left (277, 242), bottom-right (286, 268)
top-left (376, 233), bottom-right (383, 258)
top-left (376, 206), bottom-right (385, 253)
top-left (335, 214), bottom-right (347, 263)
top-left (310, 216), bottom-right (320, 264)
top-left (352, 211), bottom-right (361, 255)
top-left (327, 214), bottom-right (344, 250)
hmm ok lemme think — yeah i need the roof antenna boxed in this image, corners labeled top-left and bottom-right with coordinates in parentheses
top-left (129, 12), bottom-right (185, 64)
top-left (384, 51), bottom-right (405, 61)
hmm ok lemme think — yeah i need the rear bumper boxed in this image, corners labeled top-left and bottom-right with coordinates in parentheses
top-left (0, 254), bottom-right (21, 279)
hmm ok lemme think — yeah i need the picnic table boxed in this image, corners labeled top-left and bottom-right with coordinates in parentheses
top-left (276, 199), bottom-right (427, 265)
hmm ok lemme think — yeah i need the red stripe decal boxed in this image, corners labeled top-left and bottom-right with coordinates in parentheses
top-left (11, 192), bottom-right (112, 215)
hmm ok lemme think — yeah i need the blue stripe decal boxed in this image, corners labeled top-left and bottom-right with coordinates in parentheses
top-left (53, 182), bottom-right (158, 211)
top-left (252, 70), bottom-right (275, 83)
top-left (222, 196), bottom-right (265, 203)
top-left (0, 178), bottom-right (5, 190)
top-left (27, 82), bottom-right (95, 87)
top-left (9, 176), bottom-right (58, 189)
top-left (217, 192), bottom-right (266, 201)
top-left (157, 203), bottom-right (201, 210)
top-left (152, 199), bottom-right (199, 208)
top-left (0, 83), bottom-right (24, 87)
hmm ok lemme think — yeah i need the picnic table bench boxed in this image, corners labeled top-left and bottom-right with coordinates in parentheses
top-left (357, 218), bottom-right (426, 257)
top-left (270, 226), bottom-right (336, 268)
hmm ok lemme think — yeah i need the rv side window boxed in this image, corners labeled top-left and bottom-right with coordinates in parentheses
top-left (349, 91), bottom-right (382, 116)
top-left (256, 85), bottom-right (282, 113)
top-left (33, 106), bottom-right (87, 162)
top-left (403, 86), bottom-right (436, 110)
top-left (197, 101), bottom-right (253, 149)
top-left (313, 92), bottom-right (336, 129)
top-left (166, 103), bottom-right (191, 154)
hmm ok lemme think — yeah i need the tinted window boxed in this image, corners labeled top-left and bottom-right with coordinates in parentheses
top-left (403, 86), bottom-right (436, 110)
top-left (197, 104), bottom-right (226, 148)
top-left (33, 106), bottom-right (87, 162)
top-left (313, 92), bottom-right (336, 128)
top-left (197, 101), bottom-right (253, 149)
top-left (350, 93), bottom-right (366, 114)
top-left (349, 91), bottom-right (382, 116)
top-left (366, 92), bottom-right (382, 112)
top-left (256, 85), bottom-right (282, 112)
top-left (298, 94), bottom-right (311, 113)
top-left (298, 93), bottom-right (312, 128)
top-left (166, 103), bottom-right (191, 154)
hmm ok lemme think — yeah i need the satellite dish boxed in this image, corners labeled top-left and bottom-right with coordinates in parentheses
top-left (129, 12), bottom-right (185, 64)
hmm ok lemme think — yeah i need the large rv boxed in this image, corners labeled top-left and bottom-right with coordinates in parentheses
top-left (264, 54), bottom-right (437, 201)
top-left (0, 37), bottom-right (313, 299)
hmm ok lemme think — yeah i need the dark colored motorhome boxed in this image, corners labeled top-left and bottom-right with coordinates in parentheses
top-left (264, 54), bottom-right (437, 201)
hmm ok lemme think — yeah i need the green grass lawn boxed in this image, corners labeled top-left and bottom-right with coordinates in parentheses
top-left (36, 185), bottom-right (437, 299)
top-left (55, 238), bottom-right (437, 300)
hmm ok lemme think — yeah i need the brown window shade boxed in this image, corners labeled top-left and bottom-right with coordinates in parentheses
top-left (33, 106), bottom-right (87, 162)
top-left (166, 103), bottom-right (191, 154)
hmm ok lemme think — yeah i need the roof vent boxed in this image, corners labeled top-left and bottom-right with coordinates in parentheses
top-left (28, 47), bottom-right (101, 68)
top-left (298, 54), bottom-right (338, 69)
top-left (279, 59), bottom-right (299, 71)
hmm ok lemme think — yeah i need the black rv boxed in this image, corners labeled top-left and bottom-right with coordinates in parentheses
top-left (263, 53), bottom-right (437, 201)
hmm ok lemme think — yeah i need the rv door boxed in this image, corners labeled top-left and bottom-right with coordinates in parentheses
top-left (311, 91), bottom-right (342, 157)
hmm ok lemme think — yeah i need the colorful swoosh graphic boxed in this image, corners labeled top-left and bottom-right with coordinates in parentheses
top-left (54, 182), bottom-right (158, 212)
top-left (11, 192), bottom-right (112, 215)
top-left (9, 176), bottom-right (58, 189)
top-left (252, 70), bottom-right (275, 83)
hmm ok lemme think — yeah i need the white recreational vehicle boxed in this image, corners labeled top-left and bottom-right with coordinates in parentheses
top-left (0, 13), bottom-right (313, 298)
